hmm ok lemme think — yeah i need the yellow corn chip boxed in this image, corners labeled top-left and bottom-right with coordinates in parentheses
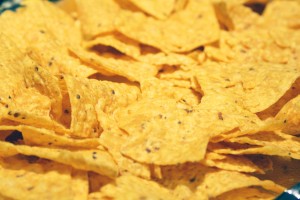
top-left (116, 98), bottom-right (211, 165)
top-left (84, 32), bottom-right (141, 58)
top-left (214, 187), bottom-right (275, 200)
top-left (0, 125), bottom-right (100, 149)
top-left (70, 47), bottom-right (158, 82)
top-left (100, 175), bottom-right (176, 200)
top-left (75, 0), bottom-right (120, 39)
top-left (202, 152), bottom-right (263, 173)
top-left (275, 95), bottom-right (300, 134)
top-left (97, 108), bottom-right (151, 179)
top-left (222, 131), bottom-right (300, 159)
top-left (257, 77), bottom-right (300, 120)
top-left (0, 0), bottom-right (298, 198)
top-left (0, 0), bottom-right (81, 47)
top-left (263, 0), bottom-right (300, 29)
top-left (64, 75), bottom-right (139, 138)
top-left (116, 0), bottom-right (220, 52)
top-left (0, 156), bottom-right (88, 200)
top-left (128, 0), bottom-right (175, 19)
top-left (193, 169), bottom-right (284, 199)
top-left (0, 141), bottom-right (118, 178)
top-left (141, 78), bottom-right (200, 106)
top-left (26, 30), bottom-right (96, 78)
top-left (213, 2), bottom-right (261, 31)
top-left (0, 33), bottom-right (67, 133)
top-left (196, 61), bottom-right (300, 113)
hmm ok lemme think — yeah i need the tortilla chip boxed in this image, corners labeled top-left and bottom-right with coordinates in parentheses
top-left (0, 141), bottom-right (118, 178)
top-left (193, 169), bottom-right (283, 199)
top-left (257, 77), bottom-right (300, 120)
top-left (100, 175), bottom-right (176, 200)
top-left (65, 75), bottom-right (139, 138)
top-left (0, 33), bottom-right (67, 133)
top-left (173, 0), bottom-right (188, 12)
top-left (116, 0), bottom-right (220, 52)
top-left (195, 61), bottom-right (300, 113)
top-left (158, 162), bottom-right (282, 199)
top-left (70, 47), bottom-right (158, 82)
top-left (75, 0), bottom-right (120, 39)
top-left (141, 78), bottom-right (201, 106)
top-left (207, 28), bottom-right (297, 64)
top-left (0, 156), bottom-right (88, 200)
top-left (0, 0), bottom-right (81, 47)
top-left (202, 152), bottom-right (264, 173)
top-left (116, 98), bottom-right (210, 165)
top-left (127, 0), bottom-right (175, 19)
top-left (84, 32), bottom-right (141, 58)
top-left (263, 0), bottom-right (300, 29)
top-left (213, 2), bottom-right (261, 31)
top-left (213, 187), bottom-right (275, 200)
top-left (26, 30), bottom-right (96, 78)
top-left (0, 2), bottom-right (96, 78)
top-left (221, 131), bottom-right (300, 159)
top-left (274, 95), bottom-right (300, 134)
top-left (0, 125), bottom-right (100, 148)
top-left (97, 109), bottom-right (151, 179)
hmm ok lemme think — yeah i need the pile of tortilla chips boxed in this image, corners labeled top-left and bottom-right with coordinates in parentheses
top-left (0, 0), bottom-right (299, 199)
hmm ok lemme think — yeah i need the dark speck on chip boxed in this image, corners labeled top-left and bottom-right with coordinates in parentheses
top-left (189, 177), bottom-right (196, 183)
top-left (5, 130), bottom-right (23, 144)
top-left (244, 3), bottom-right (266, 15)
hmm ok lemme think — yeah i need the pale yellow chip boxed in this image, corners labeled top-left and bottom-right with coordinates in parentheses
top-left (100, 175), bottom-right (176, 200)
top-left (25, 30), bottom-right (97, 78)
top-left (70, 47), bottom-right (158, 82)
top-left (84, 32), bottom-right (141, 58)
top-left (141, 78), bottom-right (200, 106)
top-left (138, 51), bottom-right (198, 69)
top-left (84, 34), bottom-right (199, 69)
top-left (128, 0), bottom-right (176, 19)
top-left (0, 33), bottom-right (67, 133)
top-left (75, 0), bottom-right (120, 39)
top-left (157, 163), bottom-right (282, 200)
top-left (0, 0), bottom-right (81, 47)
top-left (0, 1), bottom-right (97, 78)
top-left (257, 77), bottom-right (300, 120)
top-left (0, 141), bottom-right (118, 178)
top-left (0, 125), bottom-right (100, 149)
top-left (213, 2), bottom-right (261, 31)
top-left (173, 0), bottom-right (188, 12)
top-left (116, 0), bottom-right (220, 52)
top-left (214, 187), bottom-right (275, 200)
top-left (263, 0), bottom-right (300, 29)
top-left (195, 61), bottom-right (300, 113)
top-left (0, 156), bottom-right (88, 200)
top-left (97, 108), bottom-right (151, 179)
top-left (275, 94), bottom-right (300, 134)
top-left (193, 169), bottom-right (284, 199)
top-left (220, 131), bottom-right (300, 159)
top-left (64, 75), bottom-right (139, 138)
top-left (202, 152), bottom-right (263, 173)
top-left (205, 28), bottom-right (297, 64)
top-left (116, 98), bottom-right (211, 165)
top-left (0, 0), bottom-right (298, 198)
